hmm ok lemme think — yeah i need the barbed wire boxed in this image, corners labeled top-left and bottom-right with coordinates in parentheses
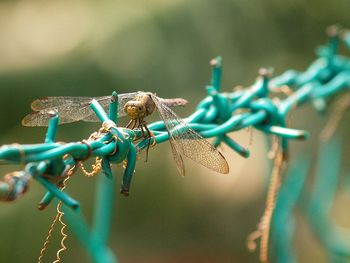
top-left (0, 25), bottom-right (349, 263)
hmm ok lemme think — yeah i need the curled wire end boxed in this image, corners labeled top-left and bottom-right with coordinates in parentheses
top-left (0, 171), bottom-right (31, 202)
top-left (210, 57), bottom-right (221, 67)
top-left (120, 188), bottom-right (129, 197)
top-left (258, 67), bottom-right (273, 78)
top-left (37, 203), bottom-right (47, 211)
top-left (326, 24), bottom-right (340, 37)
top-left (246, 230), bottom-right (261, 252)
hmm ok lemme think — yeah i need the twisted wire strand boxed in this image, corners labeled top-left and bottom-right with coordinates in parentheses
top-left (77, 120), bottom-right (119, 177)
top-left (53, 168), bottom-right (74, 263)
top-left (38, 213), bottom-right (60, 263)
top-left (247, 139), bottom-right (285, 262)
top-left (253, 93), bottom-right (297, 261)
top-left (0, 26), bottom-right (349, 263)
top-left (243, 82), bottom-right (297, 261)
top-left (38, 166), bottom-right (74, 263)
top-left (53, 201), bottom-right (67, 263)
top-left (79, 157), bottom-right (102, 177)
top-left (0, 172), bottom-right (28, 201)
top-left (259, 149), bottom-right (284, 262)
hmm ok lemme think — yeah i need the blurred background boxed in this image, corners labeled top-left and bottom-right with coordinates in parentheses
top-left (0, 0), bottom-right (350, 262)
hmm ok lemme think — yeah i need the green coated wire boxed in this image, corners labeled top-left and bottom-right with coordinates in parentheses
top-left (0, 25), bottom-right (349, 263)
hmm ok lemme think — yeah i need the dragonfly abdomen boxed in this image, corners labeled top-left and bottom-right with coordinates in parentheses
top-left (159, 98), bottom-right (188, 107)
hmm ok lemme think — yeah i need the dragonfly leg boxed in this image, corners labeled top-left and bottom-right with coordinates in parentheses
top-left (132, 119), bottom-right (139, 130)
top-left (137, 120), bottom-right (148, 161)
top-left (138, 120), bottom-right (146, 138)
top-left (140, 121), bottom-right (154, 162)
top-left (126, 119), bottom-right (138, 130)
top-left (142, 121), bottom-right (151, 136)
top-left (126, 119), bottom-right (133, 129)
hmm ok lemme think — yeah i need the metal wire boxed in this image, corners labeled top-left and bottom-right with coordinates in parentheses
top-left (0, 25), bottom-right (350, 263)
top-left (319, 94), bottom-right (350, 141)
top-left (79, 157), bottom-right (102, 177)
top-left (247, 141), bottom-right (285, 262)
top-left (38, 166), bottom-right (74, 263)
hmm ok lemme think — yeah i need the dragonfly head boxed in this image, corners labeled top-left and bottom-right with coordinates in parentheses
top-left (124, 101), bottom-right (147, 119)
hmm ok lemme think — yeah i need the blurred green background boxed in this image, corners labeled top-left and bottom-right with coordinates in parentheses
top-left (0, 0), bottom-right (350, 262)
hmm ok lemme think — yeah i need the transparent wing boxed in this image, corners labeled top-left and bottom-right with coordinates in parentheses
top-left (76, 93), bottom-right (140, 122)
top-left (22, 103), bottom-right (99, 126)
top-left (151, 94), bottom-right (229, 176)
top-left (23, 93), bottom-right (139, 126)
top-left (30, 96), bottom-right (104, 111)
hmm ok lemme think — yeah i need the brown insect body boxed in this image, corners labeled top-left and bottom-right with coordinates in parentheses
top-left (124, 93), bottom-right (156, 135)
top-left (124, 93), bottom-right (155, 120)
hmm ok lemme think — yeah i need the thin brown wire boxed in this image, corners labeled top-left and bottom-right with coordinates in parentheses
top-left (319, 93), bottom-right (350, 141)
top-left (37, 214), bottom-right (60, 263)
top-left (79, 157), bottom-right (102, 177)
top-left (53, 177), bottom-right (70, 263)
top-left (247, 143), bottom-right (285, 263)
top-left (247, 86), bottom-right (295, 261)
top-left (259, 150), bottom-right (284, 262)
top-left (38, 166), bottom-right (75, 263)
top-left (77, 120), bottom-right (122, 175)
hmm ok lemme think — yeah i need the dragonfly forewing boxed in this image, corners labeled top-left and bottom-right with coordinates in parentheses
top-left (23, 103), bottom-right (99, 126)
top-left (30, 96), bottom-right (106, 111)
top-left (23, 93), bottom-right (139, 126)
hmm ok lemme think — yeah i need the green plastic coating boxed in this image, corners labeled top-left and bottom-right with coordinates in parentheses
top-left (0, 26), bottom-right (350, 263)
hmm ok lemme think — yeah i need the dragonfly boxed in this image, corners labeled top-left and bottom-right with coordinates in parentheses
top-left (22, 92), bottom-right (229, 176)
